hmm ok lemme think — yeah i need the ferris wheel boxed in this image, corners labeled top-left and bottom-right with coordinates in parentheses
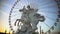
top-left (9, 0), bottom-right (60, 34)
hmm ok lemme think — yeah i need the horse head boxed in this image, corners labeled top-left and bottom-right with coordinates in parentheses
top-left (34, 13), bottom-right (45, 22)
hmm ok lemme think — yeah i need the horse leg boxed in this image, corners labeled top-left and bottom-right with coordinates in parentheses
top-left (17, 19), bottom-right (21, 26)
top-left (31, 22), bottom-right (37, 31)
top-left (14, 19), bottom-right (20, 26)
top-left (17, 19), bottom-right (24, 26)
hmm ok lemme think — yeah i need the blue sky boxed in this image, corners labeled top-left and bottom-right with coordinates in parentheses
top-left (0, 0), bottom-right (60, 33)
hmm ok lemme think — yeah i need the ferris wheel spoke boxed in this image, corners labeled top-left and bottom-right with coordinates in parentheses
top-left (11, 11), bottom-right (22, 17)
top-left (45, 16), bottom-right (56, 21)
top-left (11, 15), bottom-right (20, 20)
top-left (39, 11), bottom-right (58, 14)
top-left (12, 13), bottom-right (19, 15)
top-left (12, 11), bottom-right (20, 13)
top-left (12, 13), bottom-right (21, 17)
top-left (43, 22), bottom-right (50, 28)
top-left (13, 8), bottom-right (20, 10)
top-left (11, 14), bottom-right (20, 18)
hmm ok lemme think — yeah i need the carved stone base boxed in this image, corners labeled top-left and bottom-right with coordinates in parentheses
top-left (15, 31), bottom-right (39, 34)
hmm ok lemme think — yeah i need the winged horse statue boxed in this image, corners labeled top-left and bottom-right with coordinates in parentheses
top-left (14, 5), bottom-right (45, 34)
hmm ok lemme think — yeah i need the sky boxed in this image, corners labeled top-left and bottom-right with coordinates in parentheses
top-left (0, 0), bottom-right (60, 33)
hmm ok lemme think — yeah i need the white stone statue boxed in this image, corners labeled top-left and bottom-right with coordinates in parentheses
top-left (14, 5), bottom-right (45, 34)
